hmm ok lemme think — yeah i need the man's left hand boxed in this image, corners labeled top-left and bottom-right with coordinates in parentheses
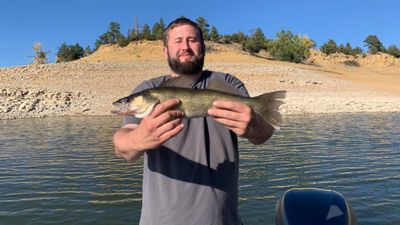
top-left (207, 100), bottom-right (274, 144)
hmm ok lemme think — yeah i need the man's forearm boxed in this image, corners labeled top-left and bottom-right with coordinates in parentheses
top-left (247, 113), bottom-right (274, 145)
top-left (113, 127), bottom-right (144, 161)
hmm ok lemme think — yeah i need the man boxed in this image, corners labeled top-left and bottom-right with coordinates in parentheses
top-left (113, 18), bottom-right (274, 225)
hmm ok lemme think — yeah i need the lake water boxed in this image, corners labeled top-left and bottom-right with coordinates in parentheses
top-left (0, 113), bottom-right (399, 225)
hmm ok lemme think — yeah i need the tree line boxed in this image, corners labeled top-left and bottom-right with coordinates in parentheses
top-left (43, 16), bottom-right (400, 64)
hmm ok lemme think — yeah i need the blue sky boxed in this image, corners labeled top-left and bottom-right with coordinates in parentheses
top-left (1, 0), bottom-right (399, 67)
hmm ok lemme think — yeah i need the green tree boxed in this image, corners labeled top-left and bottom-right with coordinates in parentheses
top-left (230, 32), bottom-right (247, 44)
top-left (209, 26), bottom-right (220, 42)
top-left (83, 45), bottom-right (92, 57)
top-left (243, 28), bottom-right (266, 54)
top-left (299, 35), bottom-right (316, 49)
top-left (117, 35), bottom-right (129, 47)
top-left (220, 35), bottom-right (233, 44)
top-left (268, 30), bottom-right (311, 63)
top-left (364, 35), bottom-right (385, 54)
top-left (320, 39), bottom-right (338, 55)
top-left (351, 47), bottom-right (363, 56)
top-left (95, 21), bottom-right (126, 49)
top-left (196, 17), bottom-right (210, 40)
top-left (95, 33), bottom-right (110, 50)
top-left (338, 43), bottom-right (353, 55)
top-left (141, 23), bottom-right (153, 40)
top-left (387, 45), bottom-right (400, 58)
top-left (152, 18), bottom-right (165, 40)
top-left (56, 43), bottom-right (84, 62)
top-left (108, 22), bottom-right (123, 44)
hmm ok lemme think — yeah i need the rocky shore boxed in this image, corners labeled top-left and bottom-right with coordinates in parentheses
top-left (0, 87), bottom-right (92, 119)
top-left (1, 45), bottom-right (400, 120)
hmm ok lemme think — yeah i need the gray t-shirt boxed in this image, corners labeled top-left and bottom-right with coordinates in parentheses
top-left (123, 70), bottom-right (249, 225)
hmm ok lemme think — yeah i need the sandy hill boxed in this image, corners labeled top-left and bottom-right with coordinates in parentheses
top-left (1, 40), bottom-right (400, 119)
top-left (81, 40), bottom-right (400, 95)
top-left (82, 40), bottom-right (400, 70)
top-left (80, 40), bottom-right (272, 64)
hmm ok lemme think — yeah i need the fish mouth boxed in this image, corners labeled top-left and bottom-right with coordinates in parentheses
top-left (111, 101), bottom-right (136, 115)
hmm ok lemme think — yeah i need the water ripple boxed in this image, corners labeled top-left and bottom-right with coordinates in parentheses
top-left (1, 113), bottom-right (399, 225)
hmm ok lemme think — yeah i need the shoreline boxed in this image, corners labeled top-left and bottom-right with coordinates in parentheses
top-left (1, 61), bottom-right (400, 120)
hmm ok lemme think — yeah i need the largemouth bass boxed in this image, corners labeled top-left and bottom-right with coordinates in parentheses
top-left (112, 76), bottom-right (286, 129)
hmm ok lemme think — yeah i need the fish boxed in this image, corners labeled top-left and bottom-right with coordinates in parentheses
top-left (112, 75), bottom-right (286, 129)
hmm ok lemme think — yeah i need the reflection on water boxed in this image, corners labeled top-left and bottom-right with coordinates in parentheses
top-left (0, 113), bottom-right (399, 225)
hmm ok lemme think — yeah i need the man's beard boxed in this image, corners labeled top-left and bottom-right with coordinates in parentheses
top-left (167, 52), bottom-right (204, 75)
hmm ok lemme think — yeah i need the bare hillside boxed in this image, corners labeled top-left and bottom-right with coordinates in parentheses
top-left (1, 41), bottom-right (399, 119)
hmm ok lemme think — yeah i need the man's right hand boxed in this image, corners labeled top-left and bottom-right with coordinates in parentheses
top-left (113, 98), bottom-right (184, 161)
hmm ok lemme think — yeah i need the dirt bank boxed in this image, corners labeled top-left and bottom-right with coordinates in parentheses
top-left (1, 41), bottom-right (399, 120)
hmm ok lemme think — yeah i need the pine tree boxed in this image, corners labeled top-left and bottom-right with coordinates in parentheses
top-left (320, 39), bottom-right (338, 55)
top-left (195, 17), bottom-right (210, 40)
top-left (83, 45), bottom-right (92, 57)
top-left (56, 43), bottom-right (84, 62)
top-left (230, 32), bottom-right (247, 44)
top-left (142, 23), bottom-right (152, 40)
top-left (387, 45), bottom-right (400, 58)
top-left (152, 18), bottom-right (165, 40)
top-left (209, 26), bottom-right (220, 42)
top-left (364, 35), bottom-right (385, 54)
top-left (243, 28), bottom-right (266, 53)
top-left (95, 21), bottom-right (126, 49)
top-left (351, 47), bottom-right (363, 56)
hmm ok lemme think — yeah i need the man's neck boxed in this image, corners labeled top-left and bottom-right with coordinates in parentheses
top-left (170, 71), bottom-right (203, 80)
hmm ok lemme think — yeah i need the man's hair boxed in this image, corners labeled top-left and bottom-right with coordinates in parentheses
top-left (162, 17), bottom-right (204, 47)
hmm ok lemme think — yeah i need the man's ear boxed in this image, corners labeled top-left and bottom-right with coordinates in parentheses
top-left (163, 47), bottom-right (168, 59)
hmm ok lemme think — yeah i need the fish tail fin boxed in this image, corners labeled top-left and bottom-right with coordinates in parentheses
top-left (253, 91), bottom-right (286, 130)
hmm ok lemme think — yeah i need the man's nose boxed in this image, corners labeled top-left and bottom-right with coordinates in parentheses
top-left (180, 39), bottom-right (190, 50)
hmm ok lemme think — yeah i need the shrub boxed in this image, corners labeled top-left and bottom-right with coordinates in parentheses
top-left (320, 39), bottom-right (338, 55)
top-left (56, 43), bottom-right (84, 63)
top-left (242, 28), bottom-right (266, 54)
top-left (351, 47), bottom-right (363, 56)
top-left (32, 42), bottom-right (48, 64)
top-left (230, 32), bottom-right (247, 44)
top-left (343, 60), bottom-right (360, 67)
top-left (220, 35), bottom-right (232, 44)
top-left (268, 30), bottom-right (311, 63)
top-left (387, 45), bottom-right (400, 58)
top-left (209, 26), bottom-right (220, 42)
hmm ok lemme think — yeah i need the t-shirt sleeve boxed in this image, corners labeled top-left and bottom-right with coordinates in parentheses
top-left (218, 72), bottom-right (250, 97)
top-left (227, 74), bottom-right (249, 97)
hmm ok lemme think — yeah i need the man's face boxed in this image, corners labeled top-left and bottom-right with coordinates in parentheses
top-left (164, 24), bottom-right (205, 75)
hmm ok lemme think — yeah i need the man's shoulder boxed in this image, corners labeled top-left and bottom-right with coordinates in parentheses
top-left (142, 75), bottom-right (171, 88)
top-left (205, 70), bottom-right (249, 97)
top-left (205, 70), bottom-right (243, 84)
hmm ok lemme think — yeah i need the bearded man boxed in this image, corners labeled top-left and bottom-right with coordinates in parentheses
top-left (113, 17), bottom-right (274, 225)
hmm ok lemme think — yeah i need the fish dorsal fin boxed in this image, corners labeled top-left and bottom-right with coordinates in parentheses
top-left (160, 76), bottom-right (197, 88)
top-left (207, 76), bottom-right (242, 95)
